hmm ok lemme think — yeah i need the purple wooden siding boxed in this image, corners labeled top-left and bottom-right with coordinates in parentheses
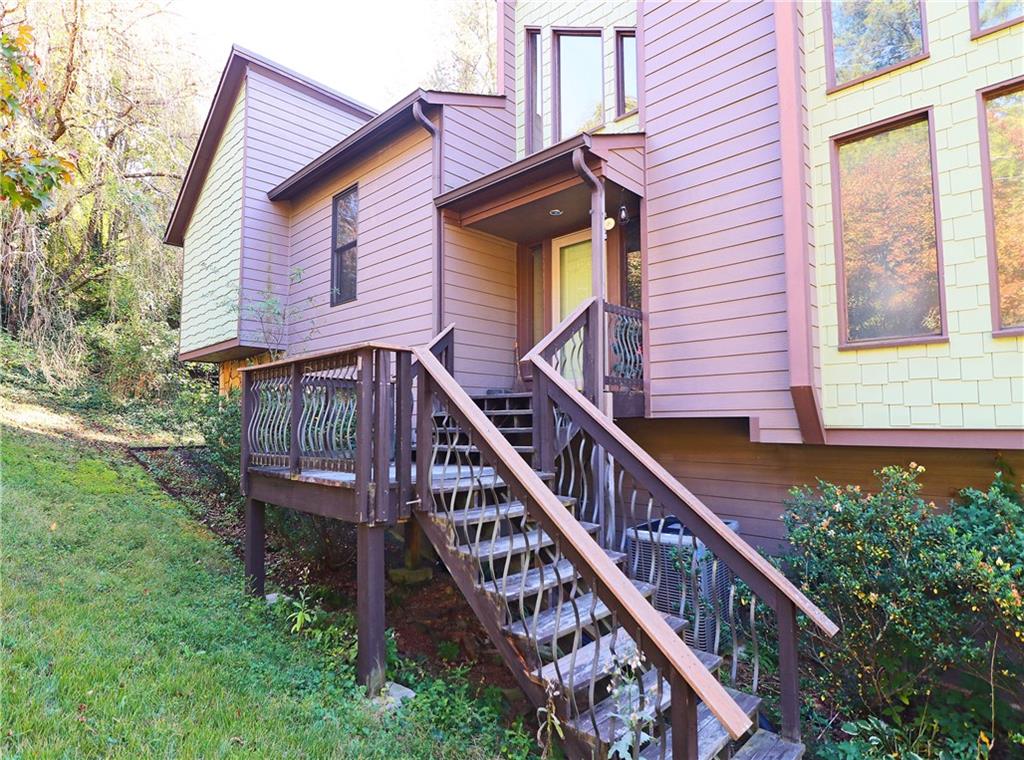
top-left (239, 67), bottom-right (369, 349)
top-left (286, 125), bottom-right (436, 354)
top-left (641, 0), bottom-right (801, 443)
top-left (605, 145), bottom-right (645, 195)
top-left (622, 417), bottom-right (1022, 552)
top-left (441, 104), bottom-right (515, 192)
top-left (442, 221), bottom-right (518, 393)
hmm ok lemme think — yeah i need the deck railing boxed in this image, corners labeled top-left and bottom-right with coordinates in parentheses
top-left (414, 345), bottom-right (756, 759)
top-left (525, 297), bottom-right (644, 406)
top-left (239, 342), bottom-right (413, 523)
top-left (527, 311), bottom-right (839, 745)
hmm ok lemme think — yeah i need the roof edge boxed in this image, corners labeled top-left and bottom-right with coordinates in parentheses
top-left (268, 89), bottom-right (511, 202)
top-left (164, 46), bottom-right (378, 247)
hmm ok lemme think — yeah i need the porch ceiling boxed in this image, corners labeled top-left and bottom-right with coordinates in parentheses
top-left (436, 132), bottom-right (644, 244)
top-left (465, 182), bottom-right (640, 242)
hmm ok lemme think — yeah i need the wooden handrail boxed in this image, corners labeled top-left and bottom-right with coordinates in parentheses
top-left (522, 296), bottom-right (598, 363)
top-left (531, 354), bottom-right (839, 638)
top-left (238, 340), bottom-right (413, 373)
top-left (415, 346), bottom-right (754, 741)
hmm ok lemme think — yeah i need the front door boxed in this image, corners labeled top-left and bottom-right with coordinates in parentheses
top-left (551, 230), bottom-right (592, 382)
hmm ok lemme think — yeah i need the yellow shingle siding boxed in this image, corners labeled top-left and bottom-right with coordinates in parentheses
top-left (806, 1), bottom-right (1024, 431)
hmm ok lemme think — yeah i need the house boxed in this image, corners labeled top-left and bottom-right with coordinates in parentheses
top-left (166, 3), bottom-right (1023, 758)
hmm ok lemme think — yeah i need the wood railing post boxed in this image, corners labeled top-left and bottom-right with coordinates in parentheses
top-left (533, 370), bottom-right (555, 475)
top-left (355, 348), bottom-right (374, 523)
top-left (777, 599), bottom-right (802, 742)
top-left (396, 351), bottom-right (413, 519)
top-left (416, 367), bottom-right (432, 512)
top-left (288, 362), bottom-right (303, 476)
top-left (373, 348), bottom-right (391, 524)
top-left (240, 370), bottom-right (252, 496)
top-left (670, 670), bottom-right (699, 760)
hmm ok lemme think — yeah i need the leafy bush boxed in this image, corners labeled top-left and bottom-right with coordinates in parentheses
top-left (785, 466), bottom-right (1024, 755)
top-left (86, 317), bottom-right (180, 400)
top-left (193, 387), bottom-right (242, 492)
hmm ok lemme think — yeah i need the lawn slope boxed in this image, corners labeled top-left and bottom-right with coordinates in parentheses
top-left (0, 425), bottom-right (518, 758)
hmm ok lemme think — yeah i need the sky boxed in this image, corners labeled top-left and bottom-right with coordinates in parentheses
top-left (165, 0), bottom-right (461, 115)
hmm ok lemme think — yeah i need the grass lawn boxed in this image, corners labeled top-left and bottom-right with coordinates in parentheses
top-left (1, 424), bottom-right (526, 758)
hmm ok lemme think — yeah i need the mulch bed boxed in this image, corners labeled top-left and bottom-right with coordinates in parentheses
top-left (129, 446), bottom-right (523, 702)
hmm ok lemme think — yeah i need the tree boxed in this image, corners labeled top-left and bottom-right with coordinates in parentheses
top-left (0, 9), bottom-right (73, 211)
top-left (0, 0), bottom-right (200, 387)
top-left (425, 0), bottom-right (496, 93)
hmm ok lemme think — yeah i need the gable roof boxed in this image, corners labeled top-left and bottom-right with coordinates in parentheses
top-left (268, 89), bottom-right (507, 201)
top-left (163, 45), bottom-right (378, 247)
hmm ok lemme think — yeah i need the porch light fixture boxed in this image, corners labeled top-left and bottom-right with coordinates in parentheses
top-left (618, 203), bottom-right (630, 225)
top-left (603, 216), bottom-right (616, 231)
top-left (548, 208), bottom-right (563, 216)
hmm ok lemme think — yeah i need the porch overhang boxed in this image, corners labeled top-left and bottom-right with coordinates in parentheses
top-left (435, 132), bottom-right (644, 242)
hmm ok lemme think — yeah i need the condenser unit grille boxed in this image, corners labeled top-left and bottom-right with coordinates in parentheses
top-left (625, 519), bottom-right (739, 653)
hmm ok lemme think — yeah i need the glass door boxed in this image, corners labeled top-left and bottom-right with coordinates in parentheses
top-left (551, 230), bottom-right (592, 385)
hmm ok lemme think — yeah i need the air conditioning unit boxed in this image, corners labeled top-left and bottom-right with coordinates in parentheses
top-left (625, 516), bottom-right (740, 653)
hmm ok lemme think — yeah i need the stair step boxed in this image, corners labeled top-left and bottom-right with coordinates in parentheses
top-left (576, 668), bottom-right (759, 757)
top-left (730, 730), bottom-right (804, 760)
top-left (484, 550), bottom-right (626, 602)
top-left (633, 688), bottom-right (762, 760)
top-left (506, 580), bottom-right (656, 646)
top-left (429, 467), bottom-right (554, 494)
top-left (435, 407), bottom-right (533, 419)
top-left (435, 426), bottom-right (533, 435)
top-left (540, 620), bottom-right (712, 695)
top-left (442, 495), bottom-right (575, 526)
top-left (470, 391), bottom-right (534, 400)
top-left (448, 444), bottom-right (534, 455)
top-left (459, 522), bottom-right (599, 563)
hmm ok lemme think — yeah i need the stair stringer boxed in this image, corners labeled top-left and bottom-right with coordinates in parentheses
top-left (413, 510), bottom-right (597, 759)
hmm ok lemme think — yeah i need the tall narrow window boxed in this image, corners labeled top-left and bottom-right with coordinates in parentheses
top-left (554, 31), bottom-right (603, 140)
top-left (833, 114), bottom-right (944, 345)
top-left (616, 30), bottom-right (637, 117)
top-left (531, 244), bottom-right (545, 344)
top-left (331, 186), bottom-right (358, 305)
top-left (971, 0), bottom-right (1024, 36)
top-left (980, 81), bottom-right (1024, 332)
top-left (824, 1), bottom-right (927, 91)
top-left (623, 217), bottom-right (642, 310)
top-left (525, 29), bottom-right (542, 154)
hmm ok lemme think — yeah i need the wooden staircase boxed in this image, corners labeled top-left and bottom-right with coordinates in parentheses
top-left (413, 385), bottom-right (806, 760)
top-left (238, 322), bottom-right (834, 758)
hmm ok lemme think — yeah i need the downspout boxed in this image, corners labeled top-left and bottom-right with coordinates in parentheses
top-left (571, 146), bottom-right (607, 409)
top-left (412, 100), bottom-right (445, 335)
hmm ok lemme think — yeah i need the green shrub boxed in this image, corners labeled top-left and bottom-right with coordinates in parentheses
top-left (86, 317), bottom-right (180, 400)
top-left (785, 466), bottom-right (1024, 754)
top-left (194, 387), bottom-right (242, 492)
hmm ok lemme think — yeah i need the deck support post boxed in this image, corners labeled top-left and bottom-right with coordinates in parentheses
top-left (244, 498), bottom-right (265, 597)
top-left (357, 522), bottom-right (387, 696)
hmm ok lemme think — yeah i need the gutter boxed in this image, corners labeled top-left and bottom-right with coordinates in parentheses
top-left (412, 101), bottom-right (445, 335)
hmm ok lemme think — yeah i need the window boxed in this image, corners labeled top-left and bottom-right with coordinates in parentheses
top-left (331, 186), bottom-right (357, 305)
top-left (622, 217), bottom-right (642, 310)
top-left (980, 79), bottom-right (1024, 333)
top-left (971, 0), bottom-right (1024, 37)
top-left (554, 31), bottom-right (603, 140)
top-left (832, 113), bottom-right (944, 346)
top-left (525, 29), bottom-right (542, 154)
top-left (824, 1), bottom-right (927, 92)
top-left (616, 30), bottom-right (637, 117)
